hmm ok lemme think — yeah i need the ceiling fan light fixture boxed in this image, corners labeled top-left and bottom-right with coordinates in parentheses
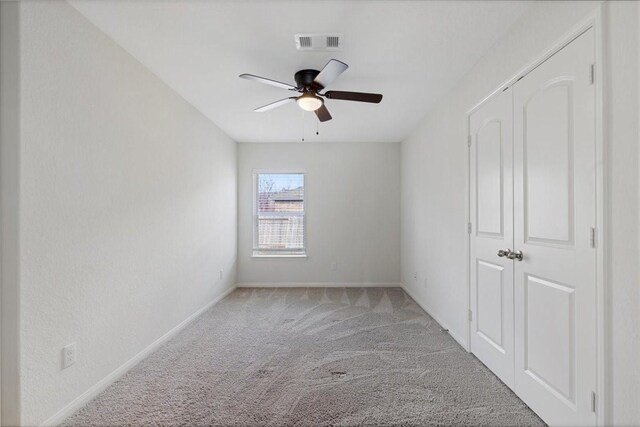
top-left (296, 93), bottom-right (323, 112)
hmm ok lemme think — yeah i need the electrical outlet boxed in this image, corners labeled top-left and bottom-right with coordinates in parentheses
top-left (413, 272), bottom-right (418, 280)
top-left (63, 342), bottom-right (76, 369)
top-left (330, 262), bottom-right (337, 271)
top-left (219, 269), bottom-right (223, 280)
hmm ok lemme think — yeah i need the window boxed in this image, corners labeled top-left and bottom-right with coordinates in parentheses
top-left (253, 173), bottom-right (306, 257)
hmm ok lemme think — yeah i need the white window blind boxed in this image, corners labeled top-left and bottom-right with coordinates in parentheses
top-left (253, 173), bottom-right (305, 256)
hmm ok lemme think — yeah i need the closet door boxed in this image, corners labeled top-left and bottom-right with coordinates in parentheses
top-left (512, 28), bottom-right (596, 426)
top-left (469, 87), bottom-right (514, 388)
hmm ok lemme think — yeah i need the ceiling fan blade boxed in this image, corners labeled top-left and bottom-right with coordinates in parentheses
top-left (254, 97), bottom-right (296, 112)
top-left (313, 59), bottom-right (348, 89)
top-left (239, 74), bottom-right (297, 91)
top-left (324, 91), bottom-right (383, 104)
top-left (315, 104), bottom-right (332, 122)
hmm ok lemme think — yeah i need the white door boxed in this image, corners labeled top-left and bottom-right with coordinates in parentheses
top-left (469, 87), bottom-right (514, 388)
top-left (512, 28), bottom-right (596, 426)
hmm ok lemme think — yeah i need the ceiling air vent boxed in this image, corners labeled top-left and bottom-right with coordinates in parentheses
top-left (295, 33), bottom-right (343, 51)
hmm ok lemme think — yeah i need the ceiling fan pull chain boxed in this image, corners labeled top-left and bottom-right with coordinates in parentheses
top-left (301, 109), bottom-right (305, 142)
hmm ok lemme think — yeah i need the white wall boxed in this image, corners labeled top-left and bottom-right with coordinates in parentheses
top-left (5, 2), bottom-right (238, 425)
top-left (606, 2), bottom-right (640, 425)
top-left (237, 143), bottom-right (400, 286)
top-left (400, 1), bottom-right (639, 425)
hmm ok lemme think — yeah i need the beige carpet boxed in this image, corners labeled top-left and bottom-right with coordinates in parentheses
top-left (64, 287), bottom-right (544, 426)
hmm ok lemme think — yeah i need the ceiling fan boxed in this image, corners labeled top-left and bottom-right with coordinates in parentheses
top-left (239, 59), bottom-right (382, 122)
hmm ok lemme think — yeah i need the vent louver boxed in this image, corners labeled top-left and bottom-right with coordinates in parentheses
top-left (326, 36), bottom-right (340, 48)
top-left (295, 34), bottom-right (343, 51)
top-left (299, 36), bottom-right (312, 48)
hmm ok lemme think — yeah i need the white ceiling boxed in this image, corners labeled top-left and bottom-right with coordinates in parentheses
top-left (69, 1), bottom-right (532, 143)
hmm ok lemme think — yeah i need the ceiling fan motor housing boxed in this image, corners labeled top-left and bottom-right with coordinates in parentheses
top-left (294, 69), bottom-right (321, 90)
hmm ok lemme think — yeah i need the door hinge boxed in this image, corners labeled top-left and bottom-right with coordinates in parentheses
top-left (467, 222), bottom-right (472, 234)
top-left (468, 310), bottom-right (473, 322)
top-left (589, 63), bottom-right (595, 85)
top-left (590, 227), bottom-right (597, 248)
top-left (591, 391), bottom-right (597, 413)
top-left (467, 135), bottom-right (472, 148)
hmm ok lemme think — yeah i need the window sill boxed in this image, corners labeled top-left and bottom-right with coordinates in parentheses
top-left (251, 254), bottom-right (308, 260)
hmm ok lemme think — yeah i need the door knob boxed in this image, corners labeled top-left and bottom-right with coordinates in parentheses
top-left (507, 250), bottom-right (524, 261)
top-left (497, 249), bottom-right (512, 258)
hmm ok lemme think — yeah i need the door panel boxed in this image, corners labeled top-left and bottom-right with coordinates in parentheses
top-left (524, 274), bottom-right (575, 404)
top-left (523, 81), bottom-right (574, 245)
top-left (469, 87), bottom-right (514, 388)
top-left (476, 120), bottom-right (504, 237)
top-left (476, 260), bottom-right (505, 351)
top-left (513, 28), bottom-right (596, 426)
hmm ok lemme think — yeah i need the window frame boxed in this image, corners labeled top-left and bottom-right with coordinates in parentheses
top-left (252, 170), bottom-right (307, 259)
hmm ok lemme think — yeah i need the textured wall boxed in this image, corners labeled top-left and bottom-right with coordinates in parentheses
top-left (401, 1), bottom-right (639, 424)
top-left (605, 2), bottom-right (640, 424)
top-left (237, 143), bottom-right (400, 285)
top-left (16, 2), bottom-right (237, 425)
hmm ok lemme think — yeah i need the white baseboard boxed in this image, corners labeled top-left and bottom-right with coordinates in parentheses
top-left (236, 282), bottom-right (403, 288)
top-left (40, 285), bottom-right (237, 427)
top-left (400, 283), bottom-right (469, 351)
